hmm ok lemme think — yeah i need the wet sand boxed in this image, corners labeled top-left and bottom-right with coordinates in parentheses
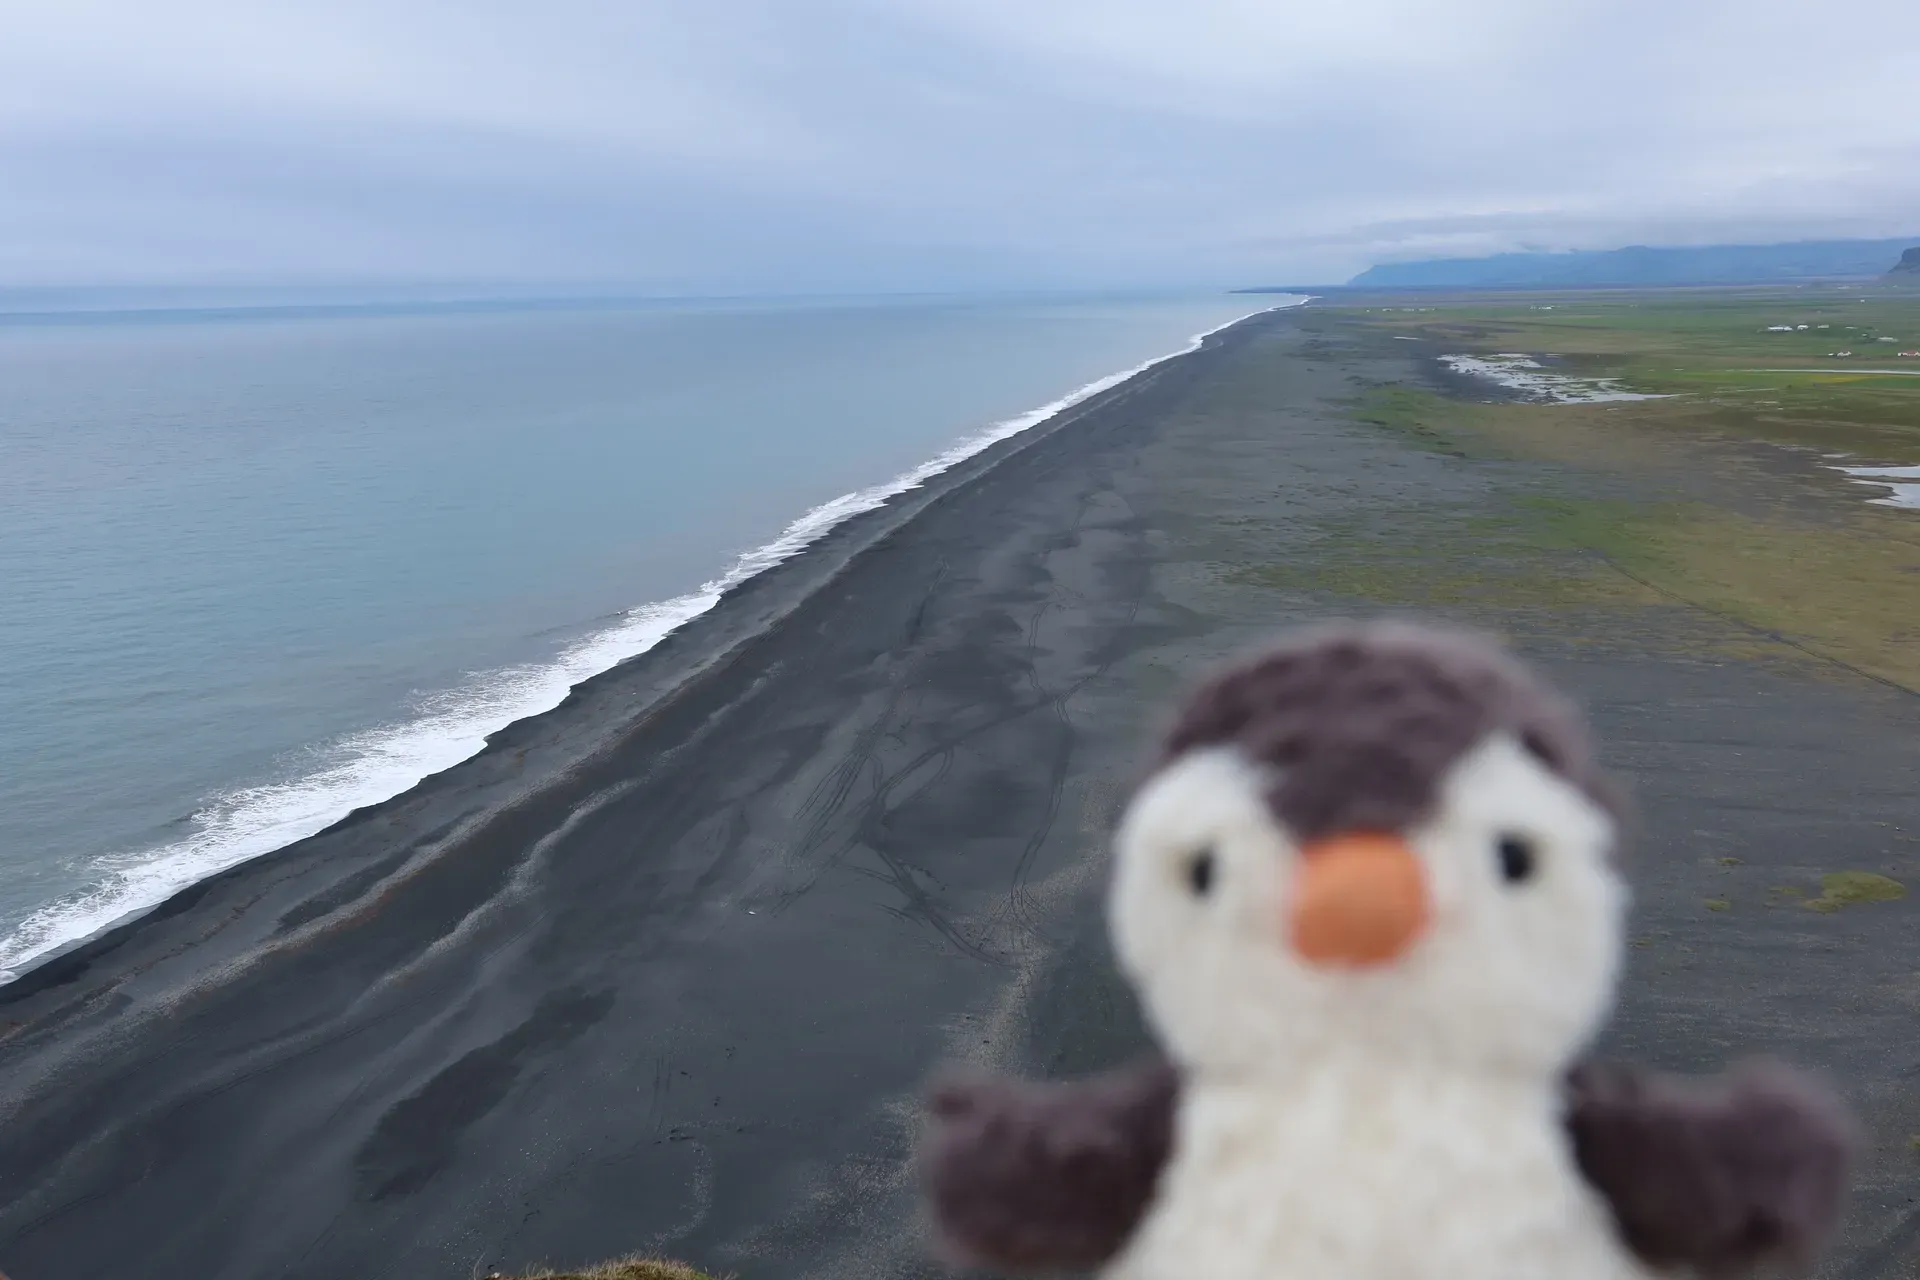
top-left (2, 309), bottom-right (1918, 1280)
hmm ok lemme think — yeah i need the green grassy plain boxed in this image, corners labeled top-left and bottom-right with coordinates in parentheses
top-left (1310, 290), bottom-right (1920, 692)
top-left (1355, 289), bottom-right (1920, 461)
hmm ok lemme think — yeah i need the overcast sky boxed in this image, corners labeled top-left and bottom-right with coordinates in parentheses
top-left (4, 0), bottom-right (1918, 291)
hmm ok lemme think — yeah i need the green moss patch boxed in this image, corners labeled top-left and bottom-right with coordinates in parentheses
top-left (1349, 386), bottom-right (1477, 457)
top-left (1218, 496), bottom-right (1662, 615)
top-left (1805, 871), bottom-right (1907, 913)
top-left (493, 1259), bottom-right (719, 1280)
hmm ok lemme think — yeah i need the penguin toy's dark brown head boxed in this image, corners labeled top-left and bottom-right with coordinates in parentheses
top-left (1109, 619), bottom-right (1631, 1082)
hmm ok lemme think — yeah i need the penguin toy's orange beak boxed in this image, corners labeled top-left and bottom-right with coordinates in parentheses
top-left (1287, 832), bottom-right (1430, 969)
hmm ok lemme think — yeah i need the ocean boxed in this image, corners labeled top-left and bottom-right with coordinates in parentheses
top-left (0, 288), bottom-right (1296, 980)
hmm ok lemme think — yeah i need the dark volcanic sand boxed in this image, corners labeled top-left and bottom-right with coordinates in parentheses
top-left (2, 309), bottom-right (1918, 1280)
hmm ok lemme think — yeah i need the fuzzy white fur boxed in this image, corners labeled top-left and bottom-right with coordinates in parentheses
top-left (1104, 736), bottom-right (1648, 1280)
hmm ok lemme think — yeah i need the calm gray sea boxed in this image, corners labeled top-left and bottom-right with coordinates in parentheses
top-left (0, 289), bottom-right (1295, 978)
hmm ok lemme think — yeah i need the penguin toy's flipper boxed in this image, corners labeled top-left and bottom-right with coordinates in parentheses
top-left (918, 1056), bottom-right (1181, 1273)
top-left (1564, 1058), bottom-right (1860, 1278)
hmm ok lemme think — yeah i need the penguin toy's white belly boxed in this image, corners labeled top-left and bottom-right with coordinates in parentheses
top-left (1104, 1071), bottom-right (1653, 1280)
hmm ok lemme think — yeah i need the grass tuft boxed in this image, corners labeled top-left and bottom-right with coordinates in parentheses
top-left (488, 1258), bottom-right (721, 1280)
top-left (1804, 871), bottom-right (1906, 913)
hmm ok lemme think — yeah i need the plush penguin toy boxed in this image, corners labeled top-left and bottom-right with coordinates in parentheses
top-left (919, 620), bottom-right (1858, 1280)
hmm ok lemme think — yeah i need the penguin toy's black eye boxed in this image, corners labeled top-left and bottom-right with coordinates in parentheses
top-left (1496, 834), bottom-right (1537, 885)
top-left (1187, 849), bottom-right (1216, 897)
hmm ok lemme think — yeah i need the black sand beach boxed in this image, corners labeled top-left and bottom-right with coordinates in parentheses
top-left (3, 307), bottom-right (1918, 1280)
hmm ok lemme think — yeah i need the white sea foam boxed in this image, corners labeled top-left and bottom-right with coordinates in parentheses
top-left (0, 296), bottom-right (1307, 983)
top-left (1438, 353), bottom-right (1669, 403)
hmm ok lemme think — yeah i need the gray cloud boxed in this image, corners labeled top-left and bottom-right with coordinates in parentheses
top-left (4, 0), bottom-right (1917, 289)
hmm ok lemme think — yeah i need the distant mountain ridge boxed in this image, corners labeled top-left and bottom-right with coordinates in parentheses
top-left (1349, 238), bottom-right (1920, 288)
top-left (1888, 247), bottom-right (1920, 281)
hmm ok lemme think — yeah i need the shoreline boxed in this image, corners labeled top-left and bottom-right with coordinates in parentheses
top-left (0, 297), bottom-right (1303, 989)
top-left (0, 302), bottom-right (1328, 1280)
